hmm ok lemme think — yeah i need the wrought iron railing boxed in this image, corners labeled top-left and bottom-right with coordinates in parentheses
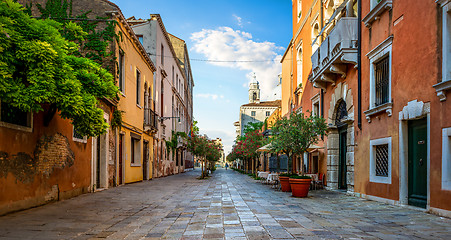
top-left (144, 107), bottom-right (158, 130)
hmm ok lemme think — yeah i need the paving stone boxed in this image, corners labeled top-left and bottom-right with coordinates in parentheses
top-left (0, 169), bottom-right (450, 239)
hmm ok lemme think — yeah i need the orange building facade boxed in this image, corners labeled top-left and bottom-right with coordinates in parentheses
top-left (283, 0), bottom-right (451, 216)
top-left (0, 0), bottom-right (157, 215)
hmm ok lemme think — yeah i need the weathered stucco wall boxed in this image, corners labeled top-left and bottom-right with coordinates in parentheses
top-left (0, 113), bottom-right (91, 215)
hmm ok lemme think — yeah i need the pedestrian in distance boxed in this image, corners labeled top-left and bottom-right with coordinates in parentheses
top-left (225, 163), bottom-right (228, 170)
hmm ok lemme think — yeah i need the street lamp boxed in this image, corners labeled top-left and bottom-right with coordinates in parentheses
top-left (159, 116), bottom-right (181, 124)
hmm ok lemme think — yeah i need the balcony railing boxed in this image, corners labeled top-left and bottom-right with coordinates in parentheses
top-left (144, 107), bottom-right (158, 132)
top-left (309, 17), bottom-right (358, 89)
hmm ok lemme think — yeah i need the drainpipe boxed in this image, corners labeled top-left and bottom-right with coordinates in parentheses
top-left (357, 0), bottom-right (362, 130)
top-left (320, 0), bottom-right (325, 140)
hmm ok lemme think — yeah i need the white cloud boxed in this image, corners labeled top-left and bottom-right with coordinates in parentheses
top-left (196, 93), bottom-right (219, 100)
top-left (233, 14), bottom-right (243, 28)
top-left (190, 27), bottom-right (283, 101)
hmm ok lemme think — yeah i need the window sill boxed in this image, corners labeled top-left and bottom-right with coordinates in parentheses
top-left (369, 176), bottom-right (391, 184)
top-left (364, 102), bottom-right (393, 123)
top-left (433, 79), bottom-right (451, 101)
top-left (136, 104), bottom-right (143, 109)
top-left (0, 121), bottom-right (32, 132)
top-left (130, 163), bottom-right (142, 167)
top-left (362, 0), bottom-right (393, 28)
top-left (73, 137), bottom-right (87, 144)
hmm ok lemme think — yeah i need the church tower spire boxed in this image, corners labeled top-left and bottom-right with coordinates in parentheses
top-left (249, 73), bottom-right (260, 103)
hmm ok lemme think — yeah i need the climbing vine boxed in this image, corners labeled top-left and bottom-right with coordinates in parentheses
top-left (111, 109), bottom-right (124, 130)
top-left (30, 0), bottom-right (122, 72)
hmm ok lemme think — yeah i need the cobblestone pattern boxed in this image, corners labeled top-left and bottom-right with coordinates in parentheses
top-left (0, 169), bottom-right (450, 239)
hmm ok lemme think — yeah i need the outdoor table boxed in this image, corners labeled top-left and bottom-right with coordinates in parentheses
top-left (258, 171), bottom-right (269, 179)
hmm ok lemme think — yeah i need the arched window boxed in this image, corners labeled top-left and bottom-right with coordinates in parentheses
top-left (297, 47), bottom-right (303, 85)
top-left (253, 92), bottom-right (257, 101)
top-left (297, 0), bottom-right (302, 21)
top-left (312, 23), bottom-right (320, 53)
top-left (335, 100), bottom-right (348, 128)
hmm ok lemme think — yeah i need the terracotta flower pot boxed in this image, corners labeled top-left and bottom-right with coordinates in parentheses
top-left (279, 176), bottom-right (291, 192)
top-left (289, 178), bottom-right (311, 197)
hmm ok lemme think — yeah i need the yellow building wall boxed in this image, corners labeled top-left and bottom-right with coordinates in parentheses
top-left (281, 46), bottom-right (292, 117)
top-left (115, 19), bottom-right (155, 184)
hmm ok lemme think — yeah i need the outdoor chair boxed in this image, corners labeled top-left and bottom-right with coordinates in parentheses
top-left (313, 173), bottom-right (325, 190)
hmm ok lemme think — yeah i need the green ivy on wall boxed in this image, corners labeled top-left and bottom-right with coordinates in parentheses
top-left (29, 0), bottom-right (122, 73)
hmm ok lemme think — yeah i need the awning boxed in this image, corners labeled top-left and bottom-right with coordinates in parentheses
top-left (307, 144), bottom-right (323, 152)
top-left (257, 143), bottom-right (272, 152)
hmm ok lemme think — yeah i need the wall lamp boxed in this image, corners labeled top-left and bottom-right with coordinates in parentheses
top-left (159, 116), bottom-right (181, 124)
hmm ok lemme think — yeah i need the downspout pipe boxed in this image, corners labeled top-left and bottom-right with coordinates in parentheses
top-left (357, 0), bottom-right (362, 130)
top-left (320, 0), bottom-right (324, 119)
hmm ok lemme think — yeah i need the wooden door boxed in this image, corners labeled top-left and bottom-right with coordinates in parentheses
top-left (408, 118), bottom-right (427, 208)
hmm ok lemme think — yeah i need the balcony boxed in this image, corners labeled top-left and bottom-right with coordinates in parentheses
top-left (309, 17), bottom-right (358, 90)
top-left (144, 107), bottom-right (158, 132)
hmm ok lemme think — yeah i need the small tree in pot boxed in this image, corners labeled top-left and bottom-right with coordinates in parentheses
top-left (270, 111), bottom-right (327, 196)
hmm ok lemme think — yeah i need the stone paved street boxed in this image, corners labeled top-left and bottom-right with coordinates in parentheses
top-left (0, 168), bottom-right (450, 240)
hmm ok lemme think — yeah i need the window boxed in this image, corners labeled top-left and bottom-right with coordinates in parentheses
top-left (312, 23), bottom-right (320, 53)
top-left (0, 101), bottom-right (32, 131)
top-left (297, 47), bottom-right (303, 84)
top-left (297, 0), bottom-right (302, 21)
top-left (136, 69), bottom-right (141, 105)
top-left (374, 56), bottom-right (389, 106)
top-left (367, 36), bottom-right (392, 109)
top-left (266, 111), bottom-right (270, 117)
top-left (72, 126), bottom-right (87, 143)
top-left (172, 66), bottom-right (174, 84)
top-left (137, 35), bottom-right (143, 45)
top-left (433, 1), bottom-right (451, 101)
top-left (251, 111), bottom-right (256, 117)
top-left (441, 1), bottom-right (451, 83)
top-left (118, 51), bottom-right (125, 93)
top-left (312, 93), bottom-right (320, 117)
top-left (442, 127), bottom-right (451, 190)
top-left (131, 134), bottom-right (141, 166)
top-left (369, 137), bottom-right (392, 184)
top-left (375, 144), bottom-right (389, 177)
top-left (161, 44), bottom-right (164, 65)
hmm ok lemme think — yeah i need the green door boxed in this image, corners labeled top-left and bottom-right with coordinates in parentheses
top-left (408, 118), bottom-right (427, 208)
top-left (338, 127), bottom-right (347, 190)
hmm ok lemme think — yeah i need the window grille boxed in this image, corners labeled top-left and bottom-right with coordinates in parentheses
top-left (375, 144), bottom-right (389, 177)
top-left (375, 55), bottom-right (389, 106)
top-left (335, 100), bottom-right (347, 127)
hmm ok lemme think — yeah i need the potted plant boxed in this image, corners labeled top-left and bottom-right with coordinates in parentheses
top-left (279, 173), bottom-right (298, 192)
top-left (279, 173), bottom-right (292, 192)
top-left (289, 175), bottom-right (312, 197)
top-left (269, 111), bottom-right (327, 196)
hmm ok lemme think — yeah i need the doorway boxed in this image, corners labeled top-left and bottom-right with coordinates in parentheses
top-left (96, 136), bottom-right (101, 188)
top-left (408, 118), bottom-right (427, 208)
top-left (338, 127), bottom-right (347, 190)
top-left (118, 134), bottom-right (123, 185)
top-left (143, 141), bottom-right (148, 180)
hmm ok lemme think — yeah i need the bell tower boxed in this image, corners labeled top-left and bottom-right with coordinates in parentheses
top-left (249, 73), bottom-right (260, 103)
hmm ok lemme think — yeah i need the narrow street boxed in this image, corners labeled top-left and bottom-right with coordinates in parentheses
top-left (0, 169), bottom-right (450, 240)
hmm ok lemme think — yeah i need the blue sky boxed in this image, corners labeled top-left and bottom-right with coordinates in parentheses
top-left (110, 0), bottom-right (292, 154)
